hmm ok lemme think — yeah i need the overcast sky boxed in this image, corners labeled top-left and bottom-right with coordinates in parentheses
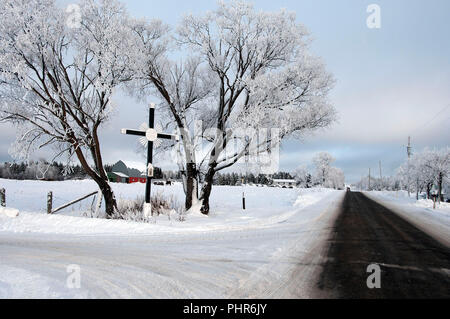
top-left (1, 0), bottom-right (449, 183)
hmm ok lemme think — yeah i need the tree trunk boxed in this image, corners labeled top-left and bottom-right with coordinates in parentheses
top-left (438, 172), bottom-right (443, 204)
top-left (427, 183), bottom-right (432, 199)
top-left (185, 163), bottom-right (198, 211)
top-left (74, 146), bottom-right (117, 217)
top-left (200, 166), bottom-right (216, 215)
top-left (98, 179), bottom-right (117, 218)
top-left (416, 179), bottom-right (419, 201)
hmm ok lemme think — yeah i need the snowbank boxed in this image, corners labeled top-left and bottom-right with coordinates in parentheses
top-left (369, 190), bottom-right (450, 216)
top-left (0, 207), bottom-right (19, 218)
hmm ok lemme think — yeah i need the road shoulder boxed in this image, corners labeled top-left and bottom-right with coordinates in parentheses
top-left (365, 192), bottom-right (450, 247)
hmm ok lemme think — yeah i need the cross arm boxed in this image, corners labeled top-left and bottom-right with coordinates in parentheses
top-left (158, 133), bottom-right (180, 142)
top-left (121, 129), bottom-right (146, 137)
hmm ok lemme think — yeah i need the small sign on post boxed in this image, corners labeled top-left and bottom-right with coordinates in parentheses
top-left (147, 163), bottom-right (154, 178)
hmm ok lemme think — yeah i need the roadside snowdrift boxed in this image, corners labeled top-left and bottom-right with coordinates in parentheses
top-left (0, 207), bottom-right (19, 218)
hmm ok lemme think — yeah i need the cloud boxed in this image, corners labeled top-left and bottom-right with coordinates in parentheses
top-left (322, 73), bottom-right (450, 145)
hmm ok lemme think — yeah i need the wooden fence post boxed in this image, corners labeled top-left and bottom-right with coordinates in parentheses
top-left (0, 188), bottom-right (5, 207)
top-left (47, 191), bottom-right (53, 214)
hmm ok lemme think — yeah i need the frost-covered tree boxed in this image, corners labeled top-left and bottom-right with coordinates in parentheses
top-left (397, 147), bottom-right (449, 201)
top-left (312, 152), bottom-right (335, 186)
top-left (293, 165), bottom-right (312, 188)
top-left (132, 0), bottom-right (336, 214)
top-left (398, 151), bottom-right (434, 199)
top-left (0, 0), bottom-right (144, 216)
top-left (326, 167), bottom-right (345, 190)
top-left (422, 148), bottom-right (449, 202)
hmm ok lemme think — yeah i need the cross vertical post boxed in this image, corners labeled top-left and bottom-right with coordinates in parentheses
top-left (145, 105), bottom-right (155, 207)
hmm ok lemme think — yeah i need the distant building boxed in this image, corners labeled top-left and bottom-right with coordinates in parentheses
top-left (129, 176), bottom-right (148, 184)
top-left (107, 161), bottom-right (147, 184)
top-left (272, 179), bottom-right (296, 188)
top-left (107, 172), bottom-right (130, 184)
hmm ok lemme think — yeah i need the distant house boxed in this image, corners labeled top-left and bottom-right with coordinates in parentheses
top-left (129, 176), bottom-right (147, 184)
top-left (107, 172), bottom-right (129, 184)
top-left (272, 179), bottom-right (296, 188)
top-left (108, 161), bottom-right (147, 184)
top-left (106, 160), bottom-right (170, 184)
top-left (108, 171), bottom-right (147, 184)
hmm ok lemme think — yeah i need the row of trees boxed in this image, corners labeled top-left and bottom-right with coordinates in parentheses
top-left (0, 160), bottom-right (182, 182)
top-left (397, 147), bottom-right (449, 201)
top-left (215, 172), bottom-right (292, 186)
top-left (353, 147), bottom-right (449, 202)
top-left (293, 152), bottom-right (345, 190)
top-left (0, 0), bottom-right (336, 216)
top-left (0, 159), bottom-right (295, 187)
top-left (353, 176), bottom-right (400, 192)
top-left (0, 161), bottom-right (88, 180)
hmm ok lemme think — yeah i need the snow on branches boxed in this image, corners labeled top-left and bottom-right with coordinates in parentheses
top-left (0, 0), bottom-right (165, 216)
top-left (0, 0), bottom-right (140, 162)
top-left (177, 0), bottom-right (336, 137)
top-left (397, 147), bottom-right (450, 199)
top-left (131, 0), bottom-right (337, 213)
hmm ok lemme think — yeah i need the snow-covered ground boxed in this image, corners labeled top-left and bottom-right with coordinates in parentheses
top-left (0, 179), bottom-right (344, 299)
top-left (366, 190), bottom-right (450, 246)
top-left (1, 179), bottom-right (330, 235)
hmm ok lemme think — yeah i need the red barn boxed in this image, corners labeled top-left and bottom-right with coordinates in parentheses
top-left (129, 177), bottom-right (147, 184)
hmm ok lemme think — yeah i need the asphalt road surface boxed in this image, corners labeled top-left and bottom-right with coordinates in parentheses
top-left (316, 192), bottom-right (450, 299)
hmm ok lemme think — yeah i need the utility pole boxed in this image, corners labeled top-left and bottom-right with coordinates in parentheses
top-left (379, 160), bottom-right (383, 191)
top-left (379, 161), bottom-right (382, 180)
top-left (407, 136), bottom-right (412, 197)
top-left (368, 168), bottom-right (371, 191)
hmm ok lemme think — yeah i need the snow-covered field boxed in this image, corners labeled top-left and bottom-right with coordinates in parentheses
top-left (366, 190), bottom-right (450, 246)
top-left (1, 179), bottom-right (330, 235)
top-left (0, 179), bottom-right (344, 299)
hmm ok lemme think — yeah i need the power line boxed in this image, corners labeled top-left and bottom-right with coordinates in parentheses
top-left (411, 103), bottom-right (450, 135)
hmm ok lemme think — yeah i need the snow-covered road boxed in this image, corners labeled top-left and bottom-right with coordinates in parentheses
top-left (0, 182), bottom-right (344, 299)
